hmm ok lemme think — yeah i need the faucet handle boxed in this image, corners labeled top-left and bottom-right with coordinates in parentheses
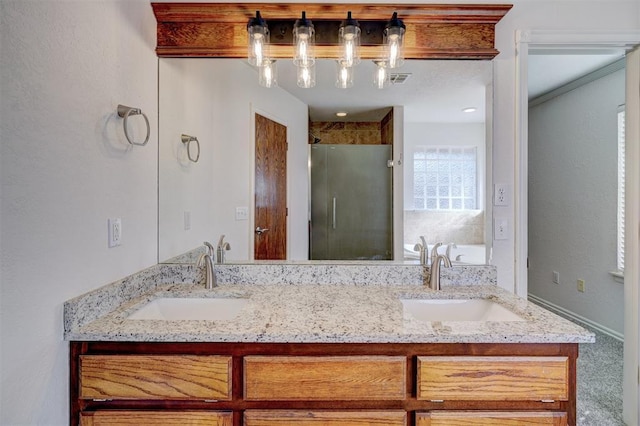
top-left (217, 234), bottom-right (226, 247)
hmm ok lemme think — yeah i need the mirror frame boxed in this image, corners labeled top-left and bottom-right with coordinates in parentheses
top-left (151, 3), bottom-right (511, 59)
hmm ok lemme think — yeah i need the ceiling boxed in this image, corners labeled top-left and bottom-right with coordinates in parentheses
top-left (274, 59), bottom-right (492, 123)
top-left (267, 52), bottom-right (624, 124)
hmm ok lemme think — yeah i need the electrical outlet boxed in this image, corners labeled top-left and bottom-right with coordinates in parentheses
top-left (577, 279), bottom-right (585, 293)
top-left (108, 218), bottom-right (122, 248)
top-left (494, 218), bottom-right (508, 240)
top-left (553, 271), bottom-right (560, 284)
top-left (494, 184), bottom-right (509, 206)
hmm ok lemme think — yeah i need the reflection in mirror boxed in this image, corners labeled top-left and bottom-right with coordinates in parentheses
top-left (158, 58), bottom-right (491, 265)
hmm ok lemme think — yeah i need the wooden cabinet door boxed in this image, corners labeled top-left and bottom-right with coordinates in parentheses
top-left (244, 355), bottom-right (406, 400)
top-left (80, 355), bottom-right (232, 400)
top-left (244, 410), bottom-right (407, 426)
top-left (80, 410), bottom-right (232, 426)
top-left (415, 411), bottom-right (567, 425)
top-left (417, 356), bottom-right (568, 401)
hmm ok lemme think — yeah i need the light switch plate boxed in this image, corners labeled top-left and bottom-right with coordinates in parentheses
top-left (494, 217), bottom-right (508, 240)
top-left (108, 218), bottom-right (122, 247)
top-left (235, 206), bottom-right (249, 221)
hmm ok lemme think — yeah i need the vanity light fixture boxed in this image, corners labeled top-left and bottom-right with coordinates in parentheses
top-left (373, 60), bottom-right (390, 89)
top-left (247, 11), bottom-right (270, 67)
top-left (384, 12), bottom-right (405, 69)
top-left (336, 112), bottom-right (347, 117)
top-left (339, 11), bottom-right (360, 67)
top-left (293, 11), bottom-right (315, 67)
top-left (335, 60), bottom-right (354, 89)
top-left (462, 107), bottom-right (478, 113)
top-left (259, 59), bottom-right (277, 88)
top-left (297, 63), bottom-right (316, 88)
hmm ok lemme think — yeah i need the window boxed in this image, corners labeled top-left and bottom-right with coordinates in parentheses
top-left (413, 146), bottom-right (477, 210)
top-left (617, 106), bottom-right (625, 272)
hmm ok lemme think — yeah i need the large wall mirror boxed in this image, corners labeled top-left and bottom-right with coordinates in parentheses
top-left (158, 57), bottom-right (492, 264)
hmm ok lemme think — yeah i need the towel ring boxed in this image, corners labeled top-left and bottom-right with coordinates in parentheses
top-left (181, 134), bottom-right (201, 163)
top-left (117, 104), bottom-right (150, 146)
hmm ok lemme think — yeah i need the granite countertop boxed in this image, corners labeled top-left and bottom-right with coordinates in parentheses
top-left (65, 281), bottom-right (595, 344)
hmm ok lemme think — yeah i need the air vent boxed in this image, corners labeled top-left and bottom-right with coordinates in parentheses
top-left (390, 73), bottom-right (412, 84)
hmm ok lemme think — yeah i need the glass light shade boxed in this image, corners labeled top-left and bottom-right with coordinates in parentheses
top-left (383, 12), bottom-right (405, 69)
top-left (293, 12), bottom-right (315, 67)
top-left (259, 60), bottom-right (277, 88)
top-left (247, 12), bottom-right (269, 67)
top-left (373, 61), bottom-right (390, 89)
top-left (335, 61), bottom-right (353, 89)
top-left (297, 63), bottom-right (316, 88)
top-left (339, 12), bottom-right (360, 67)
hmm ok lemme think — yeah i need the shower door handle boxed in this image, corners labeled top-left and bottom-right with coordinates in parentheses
top-left (332, 197), bottom-right (336, 229)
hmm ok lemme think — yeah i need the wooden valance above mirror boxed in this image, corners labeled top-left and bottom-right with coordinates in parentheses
top-left (151, 3), bottom-right (512, 59)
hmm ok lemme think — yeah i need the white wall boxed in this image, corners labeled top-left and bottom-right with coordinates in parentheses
top-left (491, 0), bottom-right (639, 292)
top-left (159, 59), bottom-right (308, 261)
top-left (528, 69), bottom-right (626, 335)
top-left (0, 1), bottom-right (158, 424)
top-left (1, 1), bottom-right (639, 425)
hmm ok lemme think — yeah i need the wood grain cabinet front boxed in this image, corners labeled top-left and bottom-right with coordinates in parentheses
top-left (417, 356), bottom-right (569, 402)
top-left (244, 410), bottom-right (407, 426)
top-left (79, 355), bottom-right (232, 400)
top-left (80, 410), bottom-right (232, 426)
top-left (415, 411), bottom-right (568, 426)
top-left (244, 355), bottom-right (407, 401)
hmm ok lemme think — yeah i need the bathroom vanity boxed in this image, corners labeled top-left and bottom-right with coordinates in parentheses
top-left (66, 263), bottom-right (592, 426)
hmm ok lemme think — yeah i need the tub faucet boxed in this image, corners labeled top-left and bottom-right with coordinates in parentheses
top-left (216, 235), bottom-right (231, 264)
top-left (413, 236), bottom-right (428, 265)
top-left (428, 254), bottom-right (452, 290)
top-left (197, 252), bottom-right (216, 289)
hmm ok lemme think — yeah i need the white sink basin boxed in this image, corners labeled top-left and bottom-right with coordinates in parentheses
top-left (401, 298), bottom-right (525, 322)
top-left (127, 297), bottom-right (248, 321)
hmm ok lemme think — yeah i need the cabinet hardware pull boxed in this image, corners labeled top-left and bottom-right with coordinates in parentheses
top-left (92, 399), bottom-right (111, 402)
top-left (203, 399), bottom-right (219, 403)
top-left (541, 399), bottom-right (555, 403)
top-left (430, 399), bottom-right (444, 403)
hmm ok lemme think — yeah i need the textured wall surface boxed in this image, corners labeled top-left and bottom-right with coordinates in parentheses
top-left (1, 0), bottom-right (638, 424)
top-left (0, 1), bottom-right (158, 424)
top-left (528, 69), bottom-right (625, 335)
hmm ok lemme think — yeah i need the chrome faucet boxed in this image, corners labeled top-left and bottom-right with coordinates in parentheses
top-left (198, 242), bottom-right (216, 289)
top-left (413, 235), bottom-right (428, 265)
top-left (216, 235), bottom-right (231, 264)
top-left (197, 252), bottom-right (216, 289)
top-left (428, 254), bottom-right (452, 290)
top-left (430, 242), bottom-right (443, 266)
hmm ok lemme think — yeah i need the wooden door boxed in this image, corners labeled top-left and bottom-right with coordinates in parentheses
top-left (254, 113), bottom-right (287, 260)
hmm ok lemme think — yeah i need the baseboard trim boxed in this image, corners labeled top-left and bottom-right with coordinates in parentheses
top-left (527, 293), bottom-right (624, 342)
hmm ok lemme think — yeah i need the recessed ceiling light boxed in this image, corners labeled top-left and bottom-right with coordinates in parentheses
top-left (462, 107), bottom-right (477, 113)
top-left (336, 112), bottom-right (347, 117)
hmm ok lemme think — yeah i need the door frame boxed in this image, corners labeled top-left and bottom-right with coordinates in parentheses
top-left (514, 29), bottom-right (640, 426)
top-left (249, 105), bottom-right (291, 260)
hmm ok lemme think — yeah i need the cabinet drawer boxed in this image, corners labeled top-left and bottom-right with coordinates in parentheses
top-left (416, 411), bottom-right (567, 425)
top-left (244, 410), bottom-right (407, 426)
top-left (80, 355), bottom-right (232, 400)
top-left (417, 356), bottom-right (568, 401)
top-left (80, 410), bottom-right (232, 426)
top-left (244, 356), bottom-right (406, 400)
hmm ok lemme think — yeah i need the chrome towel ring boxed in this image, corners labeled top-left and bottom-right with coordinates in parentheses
top-left (181, 134), bottom-right (201, 163)
top-left (117, 104), bottom-right (150, 146)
